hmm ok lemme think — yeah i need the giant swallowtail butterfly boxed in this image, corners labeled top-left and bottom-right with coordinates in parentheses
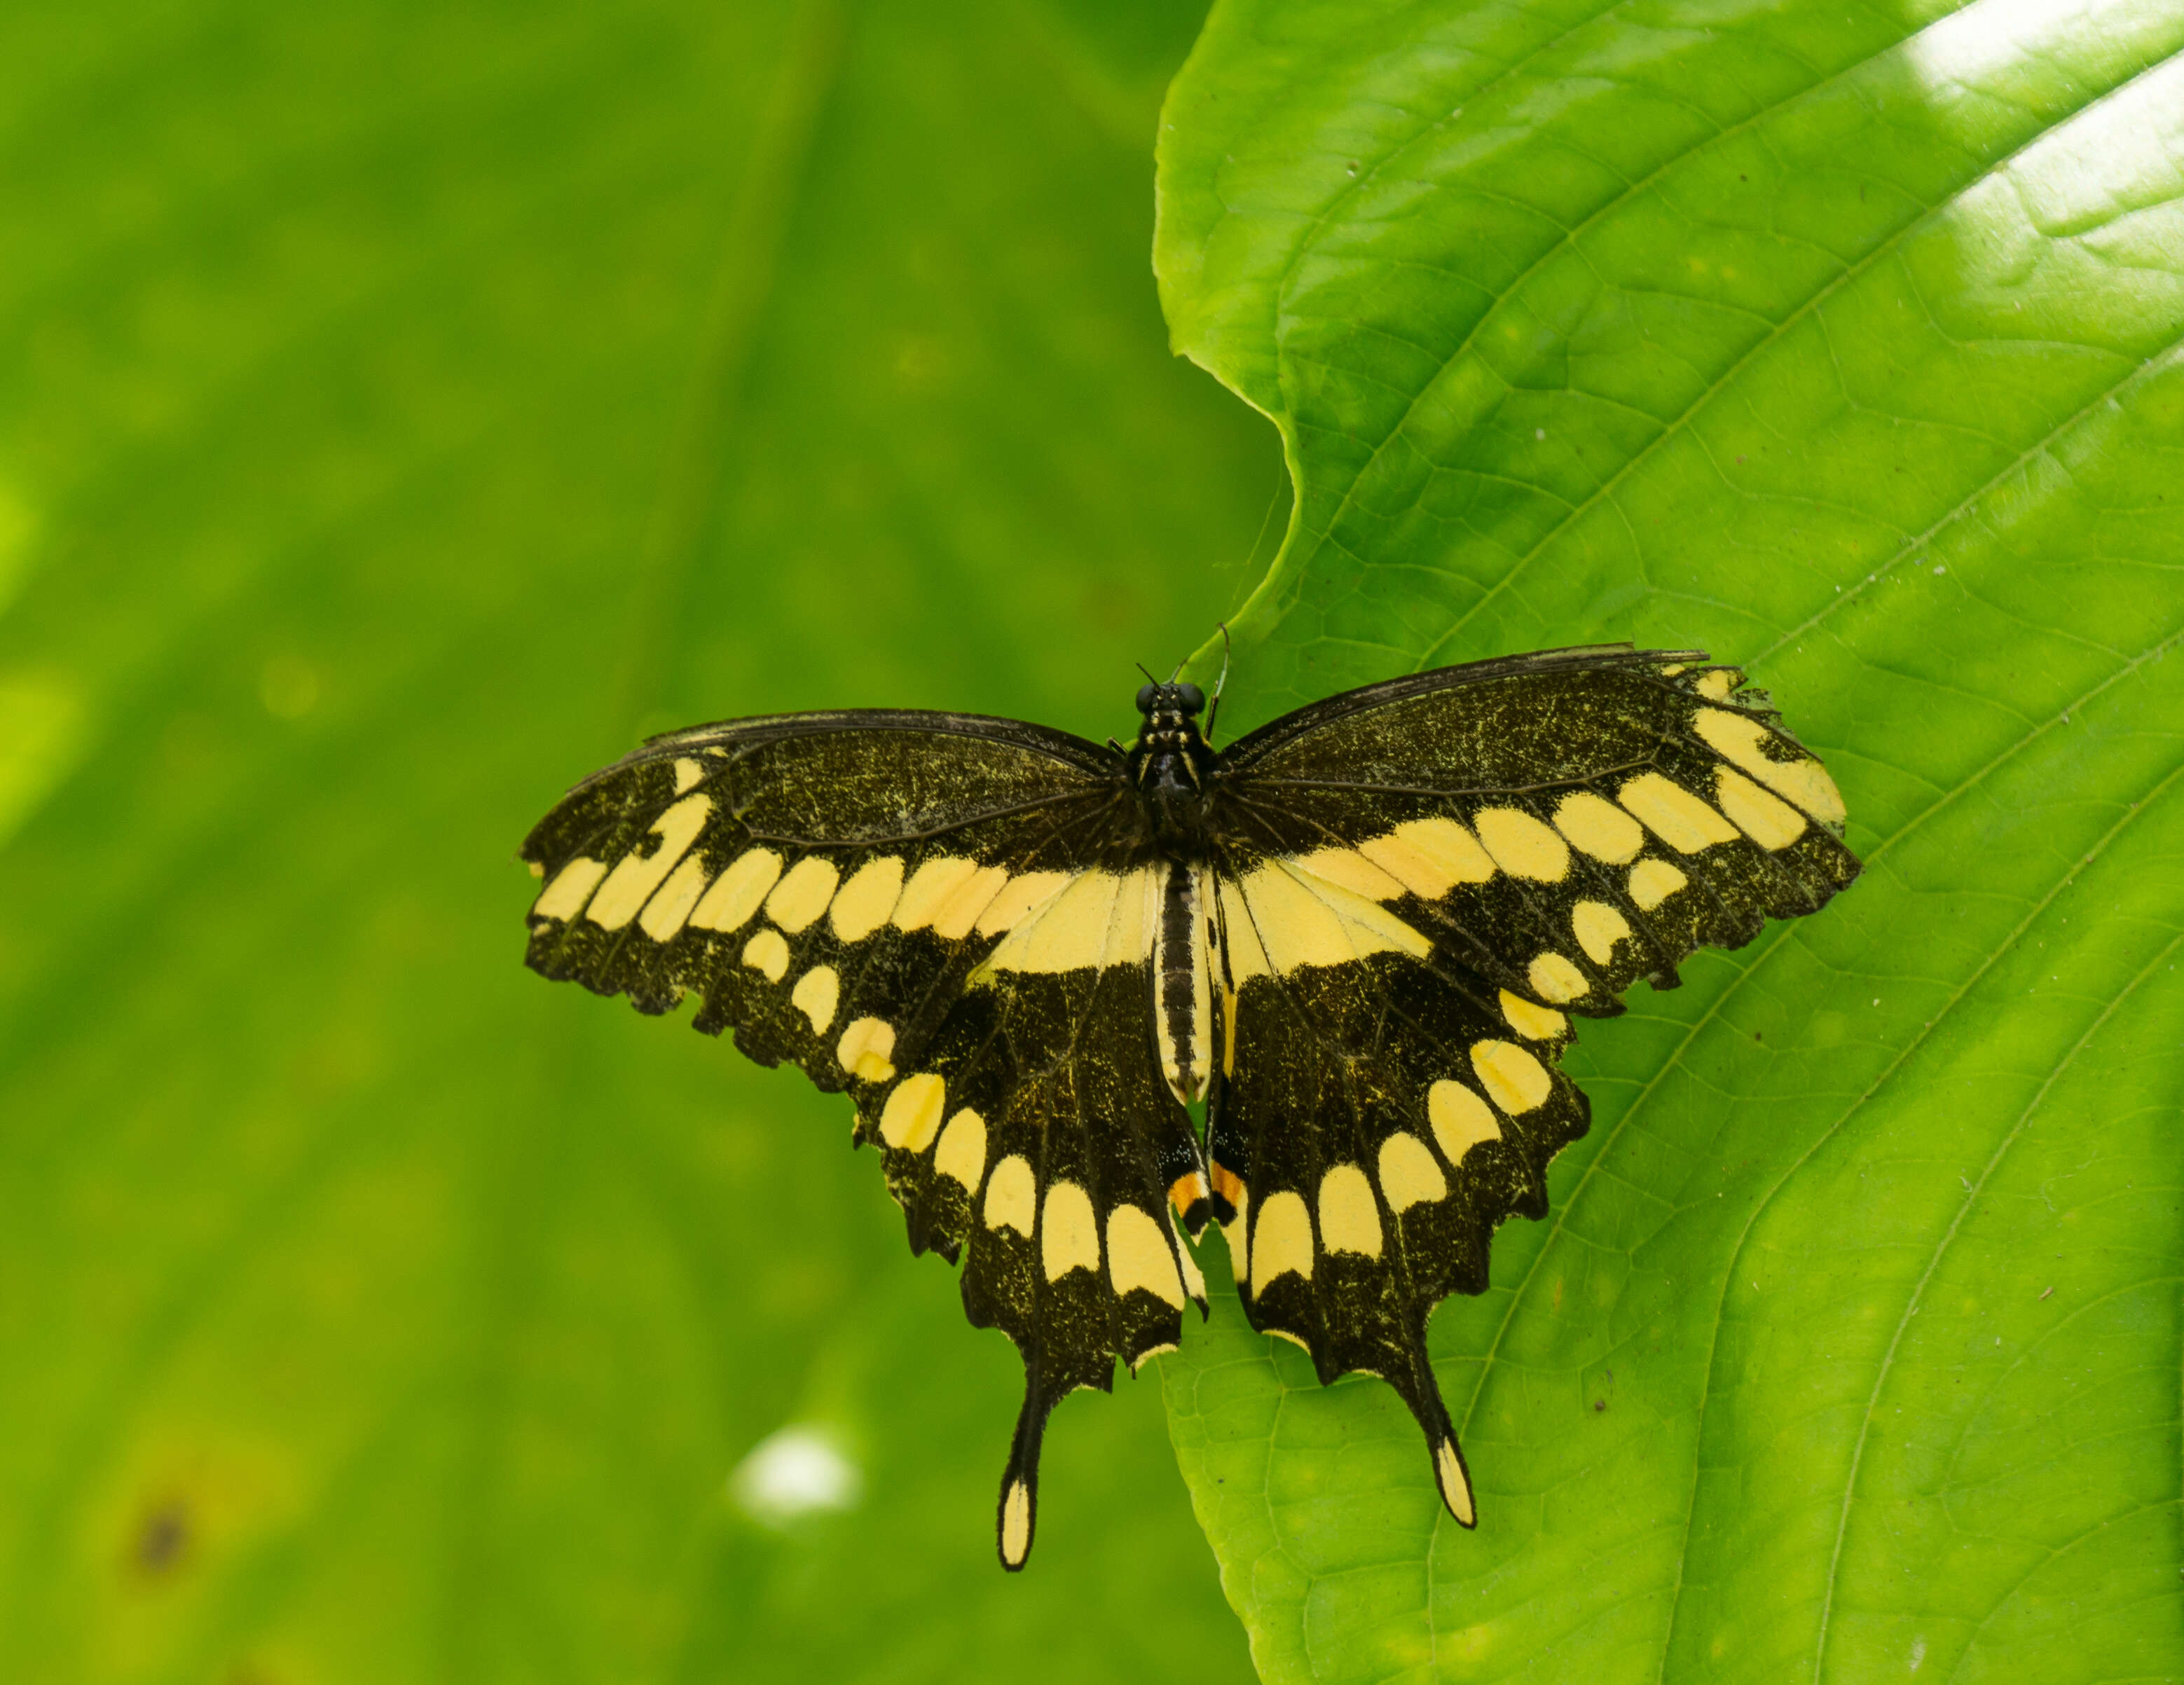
top-left (520, 645), bottom-right (1857, 1569)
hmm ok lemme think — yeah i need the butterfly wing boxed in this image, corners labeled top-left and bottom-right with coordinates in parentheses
top-left (1202, 647), bottom-right (1860, 1522)
top-left (521, 711), bottom-right (1209, 1567)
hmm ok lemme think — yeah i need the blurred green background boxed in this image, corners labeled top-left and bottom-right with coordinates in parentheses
top-left (0, 1), bottom-right (1282, 1678)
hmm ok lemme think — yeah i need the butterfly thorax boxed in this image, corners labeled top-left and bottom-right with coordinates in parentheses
top-left (1125, 682), bottom-right (1217, 858)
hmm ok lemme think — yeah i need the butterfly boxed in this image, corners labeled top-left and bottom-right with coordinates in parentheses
top-left (519, 643), bottom-right (1858, 1569)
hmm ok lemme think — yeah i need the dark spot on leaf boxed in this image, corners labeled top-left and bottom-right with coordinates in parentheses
top-left (1593, 1398), bottom-right (1606, 1412)
top-left (133, 1500), bottom-right (190, 1576)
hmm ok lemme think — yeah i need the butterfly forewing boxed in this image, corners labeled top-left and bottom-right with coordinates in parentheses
top-left (519, 711), bottom-right (1209, 1568)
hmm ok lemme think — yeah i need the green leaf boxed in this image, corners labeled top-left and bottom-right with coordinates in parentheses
top-left (0, 1), bottom-right (1273, 1679)
top-left (1153, 1), bottom-right (2184, 1679)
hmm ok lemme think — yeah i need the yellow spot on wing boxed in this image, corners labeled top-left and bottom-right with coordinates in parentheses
top-left (691, 847), bottom-right (782, 932)
top-left (1293, 846), bottom-right (1406, 902)
top-left (974, 870), bottom-right (1070, 935)
top-left (893, 856), bottom-right (982, 932)
top-left (765, 855), bottom-right (840, 934)
top-left (1572, 900), bottom-right (1632, 966)
top-left (589, 794), bottom-right (714, 929)
top-left (984, 1155), bottom-right (1035, 1236)
top-left (1317, 1164), bottom-right (1383, 1258)
top-left (982, 871), bottom-right (1130, 973)
top-left (1357, 816), bottom-right (1495, 898)
top-left (1216, 879), bottom-right (1270, 984)
top-left (1696, 668), bottom-right (1739, 701)
top-left (1233, 860), bottom-right (1430, 976)
top-left (639, 853), bottom-right (712, 942)
top-left (879, 1072), bottom-right (947, 1151)
top-left (836, 1016), bottom-right (896, 1082)
top-left (1628, 857), bottom-right (1687, 910)
top-left (1437, 1440), bottom-right (1476, 1525)
top-left (1553, 791), bottom-right (1644, 864)
top-left (1000, 1480), bottom-right (1033, 1568)
top-left (790, 964), bottom-right (839, 1032)
top-left (1101, 869), bottom-right (1157, 969)
top-left (1472, 806), bottom-right (1570, 881)
top-left (1527, 952), bottom-right (1588, 1003)
top-left (534, 857), bottom-right (607, 921)
top-left (1471, 1040), bottom-right (1552, 1114)
top-left (1378, 1132), bottom-right (1448, 1211)
top-left (1691, 706), bottom-right (1846, 823)
top-left (829, 855), bottom-right (904, 942)
top-left (1498, 989), bottom-right (1567, 1041)
top-left (1428, 1080), bottom-right (1500, 1164)
top-left (1715, 766), bottom-right (1808, 848)
top-left (1041, 1182), bottom-right (1099, 1281)
top-left (672, 757), bottom-right (703, 795)
top-left (1618, 773), bottom-right (1739, 853)
top-left (741, 928), bottom-right (790, 982)
top-left (928, 863), bottom-right (1010, 940)
top-left (1249, 1191), bottom-right (1314, 1293)
top-left (1106, 1205), bottom-right (1185, 1307)
top-left (933, 1109), bottom-right (987, 1190)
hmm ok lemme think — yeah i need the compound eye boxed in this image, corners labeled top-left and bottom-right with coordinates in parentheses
top-left (1176, 682), bottom-right (1206, 714)
top-left (1136, 682), bottom-right (1159, 714)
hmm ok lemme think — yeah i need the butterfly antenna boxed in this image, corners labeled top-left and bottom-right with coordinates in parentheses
top-left (1135, 661), bottom-right (1161, 687)
top-left (1206, 621), bottom-right (1232, 741)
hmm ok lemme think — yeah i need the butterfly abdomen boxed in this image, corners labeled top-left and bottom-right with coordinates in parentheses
top-left (1152, 865), bottom-right (1211, 1104)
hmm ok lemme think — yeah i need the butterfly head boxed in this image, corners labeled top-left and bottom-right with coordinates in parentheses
top-left (1134, 678), bottom-right (1206, 726)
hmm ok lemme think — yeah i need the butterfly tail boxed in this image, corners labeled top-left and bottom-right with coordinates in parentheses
top-left (996, 1370), bottom-right (1052, 1571)
top-left (1389, 1330), bottom-right (1476, 1528)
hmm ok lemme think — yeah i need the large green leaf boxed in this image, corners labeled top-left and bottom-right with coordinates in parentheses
top-left (0, 1), bottom-right (1272, 1679)
top-left (1151, 0), bottom-right (2184, 1679)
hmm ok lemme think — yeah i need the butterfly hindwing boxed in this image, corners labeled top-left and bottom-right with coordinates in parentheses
top-left (942, 911), bottom-right (1211, 1564)
top-left (1201, 650), bottom-right (1859, 1520)
top-left (519, 712), bottom-right (1208, 1567)
top-left (1204, 856), bottom-right (1592, 1524)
